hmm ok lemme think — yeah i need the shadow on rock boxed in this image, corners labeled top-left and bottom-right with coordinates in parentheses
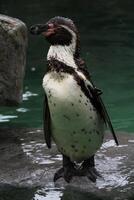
top-left (0, 184), bottom-right (36, 200)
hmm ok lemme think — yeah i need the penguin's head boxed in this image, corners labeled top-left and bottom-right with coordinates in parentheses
top-left (30, 16), bottom-right (78, 47)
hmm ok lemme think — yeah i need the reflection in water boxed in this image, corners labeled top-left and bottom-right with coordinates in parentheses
top-left (16, 108), bottom-right (30, 113)
top-left (0, 114), bottom-right (18, 122)
top-left (22, 91), bottom-right (38, 101)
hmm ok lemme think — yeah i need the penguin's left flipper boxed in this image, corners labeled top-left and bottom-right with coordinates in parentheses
top-left (77, 65), bottom-right (118, 145)
top-left (43, 94), bottom-right (52, 148)
top-left (87, 83), bottom-right (119, 146)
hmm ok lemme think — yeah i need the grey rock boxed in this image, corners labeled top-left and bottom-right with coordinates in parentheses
top-left (0, 128), bottom-right (134, 200)
top-left (0, 14), bottom-right (27, 106)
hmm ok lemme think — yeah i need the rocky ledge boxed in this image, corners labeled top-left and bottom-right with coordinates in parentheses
top-left (0, 128), bottom-right (133, 200)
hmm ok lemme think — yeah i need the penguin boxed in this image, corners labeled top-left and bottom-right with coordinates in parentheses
top-left (30, 16), bottom-right (118, 183)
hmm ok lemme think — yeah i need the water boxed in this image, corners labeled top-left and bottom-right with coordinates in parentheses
top-left (0, 1), bottom-right (134, 200)
top-left (0, 0), bottom-right (134, 132)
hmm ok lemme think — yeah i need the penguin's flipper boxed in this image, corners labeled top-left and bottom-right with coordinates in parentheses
top-left (43, 94), bottom-right (52, 148)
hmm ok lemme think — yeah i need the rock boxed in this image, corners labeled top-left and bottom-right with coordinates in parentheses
top-left (0, 128), bottom-right (134, 200)
top-left (0, 14), bottom-right (27, 106)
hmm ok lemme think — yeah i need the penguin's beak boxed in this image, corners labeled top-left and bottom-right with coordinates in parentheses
top-left (30, 24), bottom-right (49, 35)
top-left (30, 23), bottom-right (55, 36)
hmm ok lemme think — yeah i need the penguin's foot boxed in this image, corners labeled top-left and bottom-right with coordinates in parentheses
top-left (80, 156), bottom-right (101, 182)
top-left (79, 166), bottom-right (101, 182)
top-left (53, 164), bottom-right (77, 183)
top-left (54, 155), bottom-right (77, 183)
top-left (53, 167), bottom-right (64, 182)
top-left (53, 155), bottom-right (101, 183)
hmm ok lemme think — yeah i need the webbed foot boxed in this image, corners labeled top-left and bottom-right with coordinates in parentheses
top-left (79, 166), bottom-right (101, 182)
top-left (53, 155), bottom-right (101, 183)
top-left (80, 155), bottom-right (101, 182)
top-left (54, 155), bottom-right (77, 183)
top-left (53, 167), bottom-right (64, 182)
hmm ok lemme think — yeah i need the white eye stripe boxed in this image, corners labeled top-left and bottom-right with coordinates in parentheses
top-left (60, 25), bottom-right (76, 37)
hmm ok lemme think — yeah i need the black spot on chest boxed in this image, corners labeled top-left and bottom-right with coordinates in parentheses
top-left (76, 113), bottom-right (79, 117)
top-left (63, 114), bottom-right (70, 121)
top-left (71, 144), bottom-right (75, 148)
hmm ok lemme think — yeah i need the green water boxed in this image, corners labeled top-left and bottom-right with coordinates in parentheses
top-left (0, 0), bottom-right (134, 132)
